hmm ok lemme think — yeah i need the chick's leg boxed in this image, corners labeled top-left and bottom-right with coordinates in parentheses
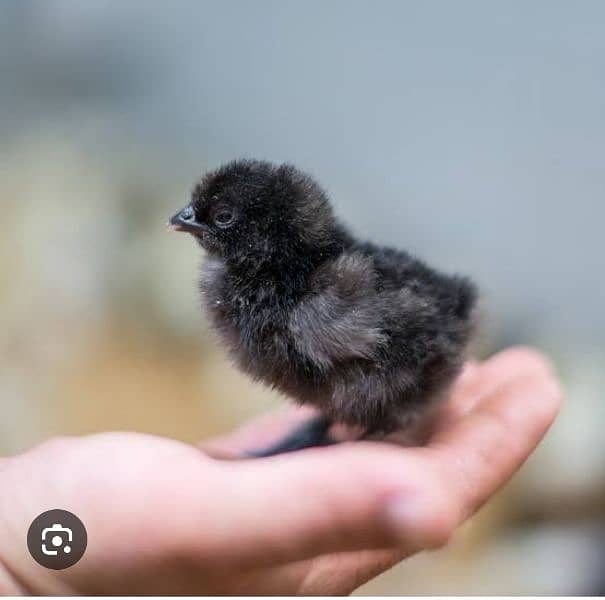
top-left (247, 414), bottom-right (334, 457)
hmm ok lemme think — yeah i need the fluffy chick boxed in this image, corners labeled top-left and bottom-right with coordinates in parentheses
top-left (170, 159), bottom-right (478, 455)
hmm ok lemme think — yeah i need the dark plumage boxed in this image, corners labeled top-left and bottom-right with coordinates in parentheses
top-left (170, 159), bottom-right (478, 455)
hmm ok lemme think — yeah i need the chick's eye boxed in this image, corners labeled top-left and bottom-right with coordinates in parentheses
top-left (213, 209), bottom-right (235, 227)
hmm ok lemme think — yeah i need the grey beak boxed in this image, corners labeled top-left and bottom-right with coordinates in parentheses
top-left (168, 205), bottom-right (206, 234)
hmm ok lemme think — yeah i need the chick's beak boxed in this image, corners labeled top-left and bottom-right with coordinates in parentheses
top-left (168, 205), bottom-right (206, 234)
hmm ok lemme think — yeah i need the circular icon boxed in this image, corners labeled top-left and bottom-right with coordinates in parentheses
top-left (27, 509), bottom-right (87, 569)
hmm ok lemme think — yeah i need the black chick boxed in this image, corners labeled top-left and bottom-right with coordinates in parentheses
top-left (169, 159), bottom-right (478, 456)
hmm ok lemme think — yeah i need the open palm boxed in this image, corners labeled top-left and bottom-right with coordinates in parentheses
top-left (0, 347), bottom-right (560, 595)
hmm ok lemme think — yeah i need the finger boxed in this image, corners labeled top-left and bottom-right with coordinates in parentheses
top-left (297, 547), bottom-right (405, 595)
top-left (431, 346), bottom-right (558, 435)
top-left (389, 347), bottom-right (550, 446)
top-left (428, 348), bottom-right (562, 517)
top-left (470, 346), bottom-right (556, 394)
top-left (448, 347), bottom-right (553, 416)
top-left (179, 442), bottom-right (459, 569)
top-left (212, 546), bottom-right (406, 595)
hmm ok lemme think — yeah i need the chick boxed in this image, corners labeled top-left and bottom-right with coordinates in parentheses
top-left (170, 160), bottom-right (478, 456)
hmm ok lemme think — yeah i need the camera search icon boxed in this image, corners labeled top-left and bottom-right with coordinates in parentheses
top-left (28, 509), bottom-right (87, 569)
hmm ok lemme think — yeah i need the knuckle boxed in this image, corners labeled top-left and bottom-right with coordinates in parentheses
top-left (404, 469), bottom-right (459, 550)
top-left (414, 485), bottom-right (459, 549)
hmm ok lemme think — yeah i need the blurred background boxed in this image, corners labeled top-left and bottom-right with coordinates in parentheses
top-left (1, 0), bottom-right (604, 594)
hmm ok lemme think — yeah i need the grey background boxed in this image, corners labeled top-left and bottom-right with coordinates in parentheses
top-left (2, 0), bottom-right (604, 347)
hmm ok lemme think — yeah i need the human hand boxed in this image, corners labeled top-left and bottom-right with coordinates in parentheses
top-left (0, 347), bottom-right (561, 595)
